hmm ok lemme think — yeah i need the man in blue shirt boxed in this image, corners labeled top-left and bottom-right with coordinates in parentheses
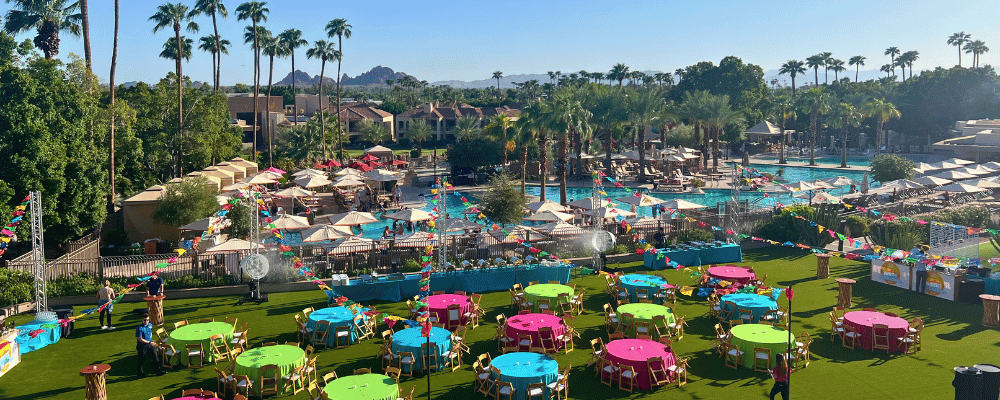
top-left (146, 276), bottom-right (164, 297)
top-left (913, 245), bottom-right (930, 294)
top-left (135, 315), bottom-right (163, 377)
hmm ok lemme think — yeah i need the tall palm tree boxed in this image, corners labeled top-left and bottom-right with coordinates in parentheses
top-left (797, 88), bottom-right (832, 166)
top-left (884, 47), bottom-right (900, 78)
top-left (189, 0), bottom-right (228, 91)
top-left (483, 114), bottom-right (515, 168)
top-left (519, 101), bottom-right (553, 202)
top-left (257, 30), bottom-right (283, 165)
top-left (4, 0), bottom-right (82, 60)
top-left (307, 40), bottom-right (339, 162)
top-left (901, 50), bottom-right (919, 80)
top-left (150, 3), bottom-right (198, 177)
top-left (702, 93), bottom-right (740, 170)
top-left (848, 55), bottom-right (866, 82)
top-left (547, 71), bottom-right (555, 85)
top-left (79, 0), bottom-right (90, 70)
top-left (492, 71), bottom-right (503, 100)
top-left (198, 35), bottom-right (229, 88)
top-left (590, 86), bottom-right (626, 175)
top-left (769, 94), bottom-right (796, 164)
top-left (864, 98), bottom-right (900, 154)
top-left (819, 52), bottom-right (833, 84)
top-left (880, 63), bottom-right (893, 78)
top-left (108, 0), bottom-right (119, 212)
top-left (805, 54), bottom-right (825, 86)
top-left (829, 103), bottom-right (862, 168)
top-left (325, 18), bottom-right (351, 160)
top-left (947, 32), bottom-right (972, 67)
top-left (549, 93), bottom-right (590, 203)
top-left (236, 1), bottom-right (268, 162)
top-left (965, 40), bottom-right (990, 68)
top-left (609, 63), bottom-right (629, 87)
top-left (679, 90), bottom-right (710, 165)
top-left (404, 119), bottom-right (433, 155)
top-left (159, 36), bottom-right (193, 61)
top-left (779, 60), bottom-right (807, 95)
top-left (278, 29), bottom-right (307, 127)
top-left (829, 59), bottom-right (846, 82)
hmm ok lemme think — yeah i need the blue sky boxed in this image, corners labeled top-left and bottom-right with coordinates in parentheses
top-left (4, 0), bottom-right (997, 85)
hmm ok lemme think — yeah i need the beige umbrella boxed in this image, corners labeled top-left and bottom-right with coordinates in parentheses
top-left (623, 216), bottom-right (663, 229)
top-left (785, 181), bottom-right (818, 191)
top-left (932, 170), bottom-right (974, 180)
top-left (936, 182), bottom-right (987, 193)
top-left (584, 206), bottom-right (637, 219)
top-left (439, 218), bottom-right (483, 232)
top-left (808, 180), bottom-right (837, 189)
top-left (533, 222), bottom-right (589, 236)
top-left (271, 214), bottom-right (311, 230)
top-left (972, 179), bottom-right (1000, 189)
top-left (325, 211), bottom-right (379, 226)
top-left (525, 200), bottom-right (569, 213)
top-left (662, 154), bottom-right (686, 162)
top-left (913, 162), bottom-right (938, 173)
top-left (661, 199), bottom-right (707, 210)
top-left (681, 152), bottom-right (701, 159)
top-left (384, 209), bottom-right (434, 222)
top-left (567, 197), bottom-right (608, 210)
top-left (292, 168), bottom-right (326, 177)
top-left (300, 224), bottom-right (355, 242)
top-left (928, 161), bottom-right (961, 170)
top-left (326, 236), bottom-right (384, 255)
top-left (821, 176), bottom-right (863, 186)
top-left (942, 157), bottom-right (975, 165)
top-left (958, 167), bottom-right (988, 176)
top-left (294, 174), bottom-right (333, 188)
top-left (523, 210), bottom-right (574, 222)
top-left (616, 194), bottom-right (667, 207)
top-left (394, 231), bottom-right (438, 248)
top-left (255, 171), bottom-right (285, 180)
top-left (884, 179), bottom-right (925, 189)
top-left (912, 176), bottom-right (953, 186)
top-left (222, 182), bottom-right (251, 191)
top-left (332, 178), bottom-right (365, 188)
top-left (972, 164), bottom-right (998, 173)
top-left (794, 191), bottom-right (842, 204)
top-left (204, 239), bottom-right (263, 253)
top-left (365, 169), bottom-right (403, 182)
top-left (273, 187), bottom-right (315, 198)
top-left (334, 168), bottom-right (364, 176)
top-left (242, 174), bottom-right (278, 185)
top-left (759, 184), bottom-right (794, 193)
top-left (983, 162), bottom-right (1000, 171)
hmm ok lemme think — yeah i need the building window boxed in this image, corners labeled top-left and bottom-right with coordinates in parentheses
top-left (236, 112), bottom-right (255, 125)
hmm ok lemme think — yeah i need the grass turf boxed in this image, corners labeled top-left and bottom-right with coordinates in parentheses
top-left (0, 247), bottom-right (992, 399)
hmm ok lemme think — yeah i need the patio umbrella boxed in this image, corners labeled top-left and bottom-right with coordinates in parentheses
top-left (623, 216), bottom-right (663, 229)
top-left (392, 159), bottom-right (409, 166)
top-left (385, 209), bottom-right (434, 222)
top-left (461, 205), bottom-right (481, 215)
top-left (972, 164), bottom-right (998, 173)
top-left (932, 170), bottom-right (974, 180)
top-left (958, 167), bottom-right (988, 176)
top-left (928, 161), bottom-right (961, 170)
top-left (271, 214), bottom-right (311, 230)
top-left (273, 187), bottom-right (315, 198)
top-left (794, 191), bottom-right (842, 204)
top-left (332, 178), bottom-right (365, 188)
top-left (935, 182), bottom-right (987, 193)
top-left (243, 174), bottom-right (278, 185)
top-left (367, 160), bottom-right (383, 168)
top-left (365, 169), bottom-right (402, 182)
top-left (359, 154), bottom-right (379, 162)
top-left (439, 218), bottom-right (483, 233)
top-left (394, 232), bottom-right (438, 248)
top-left (759, 184), bottom-right (794, 193)
top-left (785, 181), bottom-right (818, 191)
top-left (913, 162), bottom-right (938, 173)
top-left (662, 154), bottom-right (686, 162)
top-left (334, 168), bottom-right (364, 176)
top-left (523, 210), bottom-right (574, 222)
top-left (326, 236), bottom-right (383, 255)
top-left (681, 152), bottom-right (701, 159)
top-left (292, 168), bottom-right (326, 177)
top-left (567, 197), bottom-right (608, 210)
top-left (489, 225), bottom-right (540, 242)
top-left (324, 159), bottom-right (342, 168)
top-left (912, 176), bottom-right (953, 187)
top-left (300, 224), bottom-right (355, 242)
top-left (884, 179), bottom-right (925, 189)
top-left (942, 157), bottom-right (975, 165)
top-left (294, 174), bottom-right (333, 188)
top-left (254, 171), bottom-right (284, 181)
top-left (204, 239), bottom-right (263, 253)
top-left (265, 166), bottom-right (286, 174)
top-left (348, 162), bottom-right (374, 172)
top-left (619, 150), bottom-right (642, 160)
top-left (972, 179), bottom-right (1000, 189)
top-left (325, 211), bottom-right (379, 226)
top-left (660, 199), bottom-right (707, 210)
top-left (982, 162), bottom-right (1000, 171)
top-left (584, 206), bottom-right (637, 219)
top-left (616, 194), bottom-right (667, 207)
top-left (808, 180), bottom-right (837, 190)
top-left (821, 176), bottom-right (863, 187)
top-left (525, 200), bottom-right (569, 213)
top-left (861, 173), bottom-right (869, 193)
top-left (533, 222), bottom-right (589, 236)
top-left (222, 182), bottom-right (251, 191)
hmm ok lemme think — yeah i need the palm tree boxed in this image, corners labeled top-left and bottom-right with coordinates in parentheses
top-left (848, 55), bottom-right (866, 82)
top-left (404, 120), bottom-right (433, 155)
top-left (79, 0), bottom-right (90, 70)
top-left (701, 93), bottom-right (738, 170)
top-left (4, 0), bottom-right (82, 60)
top-left (519, 101), bottom-right (553, 202)
top-left (278, 29), bottom-right (307, 128)
top-left (189, 0), bottom-right (228, 91)
top-left (947, 32), bottom-right (972, 67)
top-left (150, 3), bottom-right (198, 177)
top-left (547, 71), bottom-right (555, 85)
top-left (819, 52), bottom-right (833, 84)
top-left (880, 63), bottom-right (893, 78)
top-left (797, 88), bottom-right (832, 166)
top-left (325, 18), bottom-right (351, 160)
top-left (492, 71), bottom-right (503, 100)
top-left (779, 60), bottom-right (807, 95)
top-left (483, 114), bottom-right (515, 168)
top-left (829, 59), bottom-right (846, 82)
top-left (159, 36), bottom-right (193, 60)
top-left (965, 40), bottom-right (990, 68)
top-left (805, 54), bottom-right (825, 86)
top-left (198, 35), bottom-right (229, 88)
top-left (679, 90), bottom-right (711, 165)
top-left (901, 51), bottom-right (919, 80)
top-left (108, 0), bottom-right (119, 211)
top-left (884, 47), bottom-right (900, 78)
top-left (864, 98), bottom-right (900, 154)
top-left (609, 63), bottom-right (629, 87)
top-left (257, 30), bottom-right (283, 165)
top-left (358, 119), bottom-right (388, 147)
top-left (769, 94), bottom-right (796, 164)
top-left (829, 103), bottom-right (863, 168)
top-left (549, 93), bottom-right (590, 203)
top-left (236, 1), bottom-right (268, 162)
top-left (306, 40), bottom-right (340, 163)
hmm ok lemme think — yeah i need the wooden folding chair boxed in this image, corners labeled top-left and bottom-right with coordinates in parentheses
top-left (335, 326), bottom-right (352, 349)
top-left (842, 324), bottom-right (862, 350)
top-left (311, 321), bottom-right (332, 349)
top-left (259, 364), bottom-right (280, 397)
top-left (186, 344), bottom-right (204, 368)
top-left (399, 351), bottom-right (415, 377)
top-left (667, 357), bottom-right (689, 387)
top-left (723, 343), bottom-right (744, 370)
top-left (421, 342), bottom-right (440, 373)
top-left (872, 324), bottom-right (891, 352)
top-left (753, 347), bottom-right (771, 372)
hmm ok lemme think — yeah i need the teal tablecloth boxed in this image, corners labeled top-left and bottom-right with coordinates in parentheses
top-left (720, 293), bottom-right (778, 323)
top-left (700, 244), bottom-right (744, 264)
top-left (618, 274), bottom-right (669, 302)
top-left (986, 278), bottom-right (1000, 296)
top-left (306, 307), bottom-right (367, 346)
top-left (390, 327), bottom-right (451, 373)
top-left (330, 265), bottom-right (572, 302)
top-left (490, 352), bottom-right (559, 400)
top-left (15, 321), bottom-right (61, 355)
top-left (643, 244), bottom-right (742, 269)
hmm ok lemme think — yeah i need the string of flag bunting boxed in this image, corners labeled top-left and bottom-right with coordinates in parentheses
top-left (0, 195), bottom-right (29, 257)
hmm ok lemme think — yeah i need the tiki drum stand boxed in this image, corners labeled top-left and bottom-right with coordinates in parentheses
top-left (80, 364), bottom-right (111, 400)
top-left (144, 295), bottom-right (165, 326)
top-left (836, 278), bottom-right (856, 308)
top-left (980, 294), bottom-right (1000, 328)
top-left (815, 254), bottom-right (831, 279)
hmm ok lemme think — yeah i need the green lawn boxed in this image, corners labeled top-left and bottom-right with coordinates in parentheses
top-left (0, 247), bottom-right (992, 399)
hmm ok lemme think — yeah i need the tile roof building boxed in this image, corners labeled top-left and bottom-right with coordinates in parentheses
top-left (396, 102), bottom-right (521, 140)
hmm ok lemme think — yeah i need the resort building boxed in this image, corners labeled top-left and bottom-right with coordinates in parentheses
top-left (395, 102), bottom-right (521, 141)
top-left (932, 121), bottom-right (1000, 162)
top-left (226, 94), bottom-right (286, 146)
top-left (328, 103), bottom-right (396, 142)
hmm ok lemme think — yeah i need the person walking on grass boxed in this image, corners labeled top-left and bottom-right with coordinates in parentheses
top-left (97, 280), bottom-right (115, 330)
top-left (769, 353), bottom-right (791, 400)
top-left (135, 314), bottom-right (163, 377)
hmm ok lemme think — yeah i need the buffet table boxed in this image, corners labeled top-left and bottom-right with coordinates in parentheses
top-left (643, 243), bottom-right (742, 269)
top-left (330, 265), bottom-right (572, 302)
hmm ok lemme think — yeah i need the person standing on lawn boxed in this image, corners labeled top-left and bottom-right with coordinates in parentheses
top-left (135, 314), bottom-right (163, 377)
top-left (769, 353), bottom-right (791, 400)
top-left (97, 280), bottom-right (115, 330)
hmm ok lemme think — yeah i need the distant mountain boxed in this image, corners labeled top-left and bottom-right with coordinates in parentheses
top-left (763, 68), bottom-right (901, 87)
top-left (430, 70), bottom-right (663, 89)
top-left (275, 70), bottom-right (333, 87)
top-left (275, 66), bottom-right (412, 87)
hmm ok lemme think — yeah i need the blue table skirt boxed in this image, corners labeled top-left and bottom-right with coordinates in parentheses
top-left (490, 352), bottom-right (559, 400)
top-left (619, 274), bottom-right (669, 303)
top-left (331, 265), bottom-right (572, 302)
top-left (391, 327), bottom-right (452, 372)
top-left (986, 278), bottom-right (1000, 296)
top-left (644, 244), bottom-right (743, 269)
top-left (720, 293), bottom-right (778, 323)
top-left (306, 307), bottom-right (367, 346)
top-left (15, 321), bottom-right (61, 355)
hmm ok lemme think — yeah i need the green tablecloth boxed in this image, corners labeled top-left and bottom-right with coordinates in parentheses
top-left (168, 322), bottom-right (234, 365)
top-left (233, 345), bottom-right (306, 395)
top-left (522, 284), bottom-right (573, 312)
top-left (617, 303), bottom-right (676, 330)
top-left (728, 324), bottom-right (794, 369)
top-left (323, 374), bottom-right (398, 400)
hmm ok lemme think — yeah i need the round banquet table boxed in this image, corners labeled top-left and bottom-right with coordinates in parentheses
top-left (617, 303), bottom-right (676, 331)
top-left (168, 322), bottom-right (234, 365)
top-left (618, 274), bottom-right (669, 303)
top-left (604, 339), bottom-right (677, 390)
top-left (323, 374), bottom-right (399, 400)
top-left (490, 352), bottom-right (560, 400)
top-left (720, 293), bottom-right (778, 323)
top-left (306, 307), bottom-right (366, 346)
top-left (728, 324), bottom-right (794, 369)
top-left (233, 345), bottom-right (306, 396)
top-left (504, 313), bottom-right (566, 350)
top-left (707, 266), bottom-right (756, 284)
top-left (390, 327), bottom-right (452, 373)
top-left (522, 284), bottom-right (574, 312)
top-left (426, 294), bottom-right (472, 329)
top-left (15, 320), bottom-right (61, 354)
top-left (841, 311), bottom-right (909, 352)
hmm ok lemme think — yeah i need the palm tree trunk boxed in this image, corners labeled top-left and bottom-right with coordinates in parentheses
top-left (212, 11), bottom-right (220, 91)
top-left (175, 27), bottom-right (184, 177)
top-left (318, 58), bottom-right (326, 162)
top-left (638, 126), bottom-right (646, 181)
top-left (604, 127), bottom-right (613, 176)
top-left (558, 132), bottom-right (568, 204)
top-left (292, 52), bottom-right (298, 128)
top-left (335, 36), bottom-right (344, 160)
top-left (778, 117), bottom-right (786, 164)
top-left (841, 126), bottom-right (848, 168)
top-left (539, 133), bottom-right (548, 202)
top-left (791, 75), bottom-right (796, 95)
top-left (856, 66), bottom-right (859, 82)
top-left (521, 145), bottom-right (528, 195)
top-left (814, 68), bottom-right (819, 86)
top-left (712, 126), bottom-right (720, 169)
top-left (81, 0), bottom-right (92, 72)
top-left (571, 127), bottom-right (581, 176)
top-left (267, 54), bottom-right (275, 167)
top-left (809, 112), bottom-right (817, 166)
top-left (252, 21), bottom-right (259, 163)
top-left (108, 0), bottom-right (119, 213)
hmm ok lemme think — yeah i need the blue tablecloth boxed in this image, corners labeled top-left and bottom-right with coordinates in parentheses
top-left (700, 244), bottom-right (744, 264)
top-left (618, 274), bottom-right (669, 303)
top-left (15, 321), bottom-right (61, 355)
top-left (306, 307), bottom-right (367, 346)
top-left (391, 327), bottom-right (452, 373)
top-left (643, 244), bottom-right (743, 269)
top-left (490, 352), bottom-right (559, 400)
top-left (331, 265), bottom-right (572, 302)
top-left (720, 293), bottom-right (778, 323)
top-left (986, 278), bottom-right (1000, 296)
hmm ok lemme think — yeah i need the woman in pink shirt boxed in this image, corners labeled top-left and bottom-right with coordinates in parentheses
top-left (769, 354), bottom-right (791, 400)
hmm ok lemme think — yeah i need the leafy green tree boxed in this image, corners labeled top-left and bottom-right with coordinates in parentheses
top-left (276, 112), bottom-right (341, 164)
top-left (869, 154), bottom-right (914, 183)
top-left (149, 2), bottom-right (199, 177)
top-left (480, 173), bottom-right (525, 226)
top-left (404, 120), bottom-right (433, 153)
top-left (447, 136), bottom-right (503, 170)
top-left (224, 199), bottom-right (253, 239)
top-left (893, 67), bottom-right (999, 143)
top-left (3, 0), bottom-right (82, 60)
top-left (377, 101), bottom-right (407, 115)
top-left (153, 176), bottom-right (220, 227)
top-left (231, 82), bottom-right (250, 92)
top-left (483, 114), bottom-right (515, 167)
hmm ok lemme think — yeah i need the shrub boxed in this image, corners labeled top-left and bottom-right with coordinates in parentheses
top-left (671, 228), bottom-right (715, 243)
top-left (0, 268), bottom-right (33, 308)
top-left (869, 220), bottom-right (924, 250)
top-left (400, 258), bottom-right (423, 273)
top-left (689, 178), bottom-right (705, 188)
top-left (845, 215), bottom-right (871, 237)
top-left (869, 154), bottom-right (914, 183)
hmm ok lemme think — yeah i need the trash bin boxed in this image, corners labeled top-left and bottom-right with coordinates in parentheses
top-left (50, 306), bottom-right (74, 338)
top-left (955, 366), bottom-right (984, 400)
top-left (974, 364), bottom-right (1000, 400)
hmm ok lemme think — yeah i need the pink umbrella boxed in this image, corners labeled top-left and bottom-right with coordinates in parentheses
top-left (313, 162), bottom-right (329, 169)
top-left (265, 166), bottom-right (286, 174)
top-left (392, 159), bottom-right (408, 166)
top-left (324, 159), bottom-right (342, 168)
top-left (348, 161), bottom-right (373, 172)
top-left (368, 160), bottom-right (383, 168)
top-left (359, 154), bottom-right (379, 162)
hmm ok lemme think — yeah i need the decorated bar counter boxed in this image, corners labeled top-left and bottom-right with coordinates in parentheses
top-left (643, 242), bottom-right (743, 269)
top-left (871, 259), bottom-right (961, 301)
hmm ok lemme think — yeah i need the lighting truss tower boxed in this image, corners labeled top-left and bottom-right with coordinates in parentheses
top-left (728, 165), bottom-right (741, 241)
top-left (438, 182), bottom-right (448, 270)
top-left (30, 191), bottom-right (46, 312)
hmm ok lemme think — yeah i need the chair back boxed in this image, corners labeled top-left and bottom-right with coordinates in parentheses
top-left (353, 368), bottom-right (371, 375)
top-left (447, 304), bottom-right (462, 325)
top-left (872, 323), bottom-right (891, 351)
top-left (421, 342), bottom-right (439, 370)
top-left (259, 364), bottom-right (279, 395)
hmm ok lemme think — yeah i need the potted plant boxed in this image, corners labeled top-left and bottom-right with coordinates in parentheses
top-left (689, 178), bottom-right (706, 194)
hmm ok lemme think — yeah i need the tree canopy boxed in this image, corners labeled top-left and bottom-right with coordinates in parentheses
top-left (153, 176), bottom-right (220, 227)
top-left (479, 173), bottom-right (525, 226)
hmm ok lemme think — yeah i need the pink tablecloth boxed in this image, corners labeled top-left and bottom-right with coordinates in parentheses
top-left (707, 266), bottom-right (756, 284)
top-left (426, 294), bottom-right (472, 329)
top-left (841, 311), bottom-right (909, 352)
top-left (505, 313), bottom-right (566, 350)
top-left (604, 339), bottom-right (677, 390)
